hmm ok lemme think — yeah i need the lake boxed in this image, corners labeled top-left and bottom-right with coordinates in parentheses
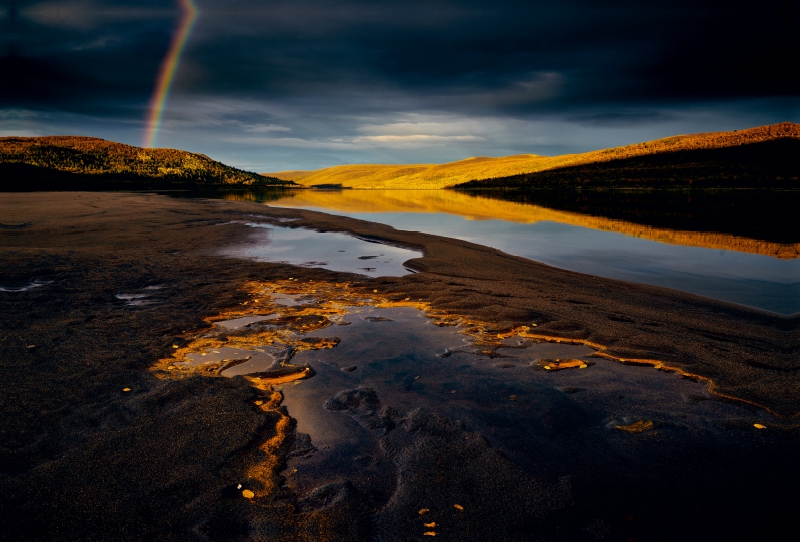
top-left (172, 188), bottom-right (800, 315)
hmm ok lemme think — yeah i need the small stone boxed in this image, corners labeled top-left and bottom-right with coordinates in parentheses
top-left (254, 400), bottom-right (263, 405)
top-left (242, 489), bottom-right (255, 499)
top-left (172, 344), bottom-right (179, 349)
top-left (544, 365), bottom-right (551, 370)
top-left (754, 423), bottom-right (766, 429)
top-left (122, 388), bottom-right (131, 392)
top-left (341, 365), bottom-right (357, 372)
top-left (454, 504), bottom-right (464, 511)
top-left (237, 484), bottom-right (242, 489)
top-left (579, 364), bottom-right (588, 369)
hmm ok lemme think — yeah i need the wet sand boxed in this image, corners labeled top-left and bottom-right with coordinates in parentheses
top-left (1, 192), bottom-right (799, 541)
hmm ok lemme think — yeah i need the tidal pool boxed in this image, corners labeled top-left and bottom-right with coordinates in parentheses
top-left (276, 304), bottom-right (754, 504)
top-left (235, 223), bottom-right (421, 277)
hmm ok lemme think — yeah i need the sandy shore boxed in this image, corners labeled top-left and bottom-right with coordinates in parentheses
top-left (1, 192), bottom-right (798, 541)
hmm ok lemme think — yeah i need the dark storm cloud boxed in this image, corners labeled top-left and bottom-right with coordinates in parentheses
top-left (5, 0), bottom-right (798, 112)
top-left (180, 0), bottom-right (798, 109)
top-left (2, 0), bottom-right (175, 114)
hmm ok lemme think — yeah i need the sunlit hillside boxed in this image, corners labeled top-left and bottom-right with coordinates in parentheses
top-left (266, 154), bottom-right (551, 188)
top-left (264, 122), bottom-right (799, 189)
top-left (259, 189), bottom-right (800, 259)
top-left (0, 136), bottom-right (293, 190)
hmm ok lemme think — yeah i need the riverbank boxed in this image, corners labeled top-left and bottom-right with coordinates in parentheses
top-left (1, 192), bottom-right (798, 541)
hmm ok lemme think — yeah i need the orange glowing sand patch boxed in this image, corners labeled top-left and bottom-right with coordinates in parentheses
top-left (538, 359), bottom-right (594, 371)
top-left (244, 366), bottom-right (314, 390)
top-left (615, 420), bottom-right (656, 433)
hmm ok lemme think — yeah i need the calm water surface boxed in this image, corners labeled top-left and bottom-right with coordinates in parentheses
top-left (240, 223), bottom-right (420, 276)
top-left (177, 189), bottom-right (800, 314)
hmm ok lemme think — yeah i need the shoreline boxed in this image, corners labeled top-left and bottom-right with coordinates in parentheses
top-left (2, 192), bottom-right (798, 540)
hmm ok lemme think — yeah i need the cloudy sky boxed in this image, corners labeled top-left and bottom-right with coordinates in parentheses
top-left (1, 0), bottom-right (798, 172)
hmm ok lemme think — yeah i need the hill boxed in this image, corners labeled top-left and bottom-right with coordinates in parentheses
top-left (264, 122), bottom-right (799, 189)
top-left (0, 136), bottom-right (295, 191)
top-left (456, 136), bottom-right (800, 189)
top-left (265, 154), bottom-right (552, 189)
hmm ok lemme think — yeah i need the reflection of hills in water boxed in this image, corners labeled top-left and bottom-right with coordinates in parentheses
top-left (237, 188), bottom-right (800, 260)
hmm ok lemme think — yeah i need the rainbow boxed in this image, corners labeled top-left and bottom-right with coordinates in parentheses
top-left (143, 0), bottom-right (199, 148)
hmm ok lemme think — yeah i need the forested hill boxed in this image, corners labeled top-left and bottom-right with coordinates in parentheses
top-left (455, 123), bottom-right (800, 189)
top-left (0, 136), bottom-right (295, 191)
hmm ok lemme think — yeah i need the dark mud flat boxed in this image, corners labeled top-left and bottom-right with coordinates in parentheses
top-left (1, 192), bottom-right (799, 541)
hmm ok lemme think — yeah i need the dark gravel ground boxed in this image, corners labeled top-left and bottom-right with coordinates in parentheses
top-left (1, 192), bottom-right (798, 541)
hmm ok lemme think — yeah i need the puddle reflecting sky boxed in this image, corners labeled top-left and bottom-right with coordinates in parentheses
top-left (239, 224), bottom-right (421, 277)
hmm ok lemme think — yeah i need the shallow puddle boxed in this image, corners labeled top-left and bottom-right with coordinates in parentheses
top-left (0, 279), bottom-right (50, 292)
top-left (214, 314), bottom-right (279, 329)
top-left (235, 223), bottom-right (421, 276)
top-left (269, 293), bottom-right (316, 306)
top-left (276, 304), bottom-right (753, 500)
top-left (115, 285), bottom-right (166, 306)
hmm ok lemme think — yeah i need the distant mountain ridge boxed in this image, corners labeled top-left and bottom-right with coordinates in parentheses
top-left (0, 136), bottom-right (295, 191)
top-left (265, 122), bottom-right (799, 189)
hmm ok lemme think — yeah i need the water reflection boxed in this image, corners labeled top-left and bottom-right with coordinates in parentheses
top-left (266, 188), bottom-right (800, 259)
top-left (168, 188), bottom-right (799, 314)
top-left (230, 223), bottom-right (421, 277)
